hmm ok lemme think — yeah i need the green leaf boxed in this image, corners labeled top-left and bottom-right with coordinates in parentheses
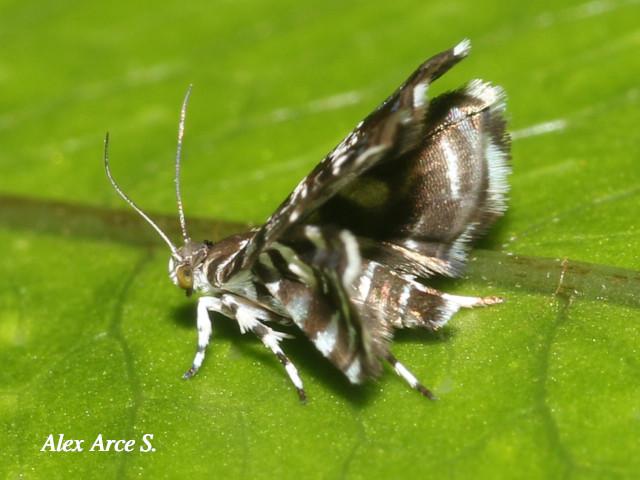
top-left (1, 1), bottom-right (639, 478)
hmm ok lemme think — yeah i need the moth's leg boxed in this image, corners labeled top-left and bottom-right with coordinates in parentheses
top-left (220, 293), bottom-right (306, 401)
top-left (252, 322), bottom-right (306, 403)
top-left (386, 352), bottom-right (435, 400)
top-left (183, 296), bottom-right (222, 379)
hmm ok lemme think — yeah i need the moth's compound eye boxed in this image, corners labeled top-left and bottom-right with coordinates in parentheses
top-left (176, 265), bottom-right (194, 291)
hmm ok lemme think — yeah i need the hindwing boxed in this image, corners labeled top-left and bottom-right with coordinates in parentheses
top-left (318, 80), bottom-right (510, 277)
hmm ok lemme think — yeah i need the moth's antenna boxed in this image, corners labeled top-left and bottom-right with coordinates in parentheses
top-left (175, 85), bottom-right (192, 243)
top-left (103, 132), bottom-right (180, 257)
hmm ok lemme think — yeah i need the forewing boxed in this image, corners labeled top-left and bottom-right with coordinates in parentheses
top-left (220, 40), bottom-right (473, 282)
top-left (253, 226), bottom-right (392, 383)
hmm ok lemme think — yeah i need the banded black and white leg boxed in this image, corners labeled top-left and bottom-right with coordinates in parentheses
top-left (386, 352), bottom-right (436, 400)
top-left (252, 322), bottom-right (306, 402)
top-left (384, 293), bottom-right (501, 399)
top-left (183, 296), bottom-right (221, 379)
top-left (225, 294), bottom-right (306, 401)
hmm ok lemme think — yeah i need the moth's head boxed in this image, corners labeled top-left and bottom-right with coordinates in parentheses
top-left (104, 85), bottom-right (210, 298)
top-left (168, 240), bottom-right (212, 296)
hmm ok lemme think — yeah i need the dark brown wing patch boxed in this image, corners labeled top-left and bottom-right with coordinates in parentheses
top-left (253, 227), bottom-right (392, 383)
top-left (315, 80), bottom-right (510, 277)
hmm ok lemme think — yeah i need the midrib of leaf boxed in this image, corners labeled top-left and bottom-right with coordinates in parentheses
top-left (1, 193), bottom-right (639, 309)
top-left (107, 252), bottom-right (153, 478)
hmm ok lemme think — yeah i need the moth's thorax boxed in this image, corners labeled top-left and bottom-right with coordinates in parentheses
top-left (168, 233), bottom-right (254, 296)
top-left (202, 232), bottom-right (253, 287)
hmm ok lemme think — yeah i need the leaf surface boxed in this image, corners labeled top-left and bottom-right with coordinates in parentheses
top-left (1, 1), bottom-right (639, 478)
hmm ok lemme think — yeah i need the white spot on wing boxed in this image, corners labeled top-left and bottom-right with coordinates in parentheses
top-left (398, 283), bottom-right (412, 310)
top-left (453, 38), bottom-right (471, 57)
top-left (289, 262), bottom-right (309, 280)
top-left (465, 80), bottom-right (506, 112)
top-left (273, 244), bottom-right (316, 285)
top-left (293, 181), bottom-right (308, 200)
top-left (339, 230), bottom-right (361, 285)
top-left (386, 241), bottom-right (452, 277)
top-left (402, 239), bottom-right (419, 251)
top-left (412, 82), bottom-right (428, 108)
top-left (357, 275), bottom-right (372, 300)
top-left (265, 280), bottom-right (281, 295)
top-left (441, 138), bottom-right (460, 199)
top-left (354, 144), bottom-right (387, 168)
top-left (345, 358), bottom-right (362, 384)
top-left (314, 314), bottom-right (339, 357)
top-left (331, 131), bottom-right (360, 174)
top-left (357, 262), bottom-right (376, 300)
top-left (286, 296), bottom-right (310, 327)
top-left (358, 261), bottom-right (378, 301)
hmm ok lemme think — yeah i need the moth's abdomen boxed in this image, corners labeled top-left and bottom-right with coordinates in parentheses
top-left (353, 260), bottom-right (461, 332)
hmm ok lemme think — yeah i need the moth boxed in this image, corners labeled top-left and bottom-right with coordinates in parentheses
top-left (104, 39), bottom-right (510, 401)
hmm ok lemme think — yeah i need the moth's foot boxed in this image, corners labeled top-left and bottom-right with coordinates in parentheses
top-left (416, 383), bottom-right (437, 401)
top-left (297, 387), bottom-right (308, 404)
top-left (182, 366), bottom-right (199, 380)
top-left (386, 352), bottom-right (437, 400)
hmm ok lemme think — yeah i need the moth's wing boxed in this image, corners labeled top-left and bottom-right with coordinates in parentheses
top-left (253, 226), bottom-right (392, 383)
top-left (220, 40), bottom-right (473, 282)
top-left (315, 79), bottom-right (511, 278)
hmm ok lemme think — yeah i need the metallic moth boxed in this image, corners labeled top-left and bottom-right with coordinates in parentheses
top-left (105, 39), bottom-right (510, 401)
